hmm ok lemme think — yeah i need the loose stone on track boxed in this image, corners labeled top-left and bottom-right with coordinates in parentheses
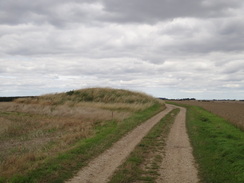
top-left (157, 105), bottom-right (200, 183)
top-left (66, 105), bottom-right (173, 183)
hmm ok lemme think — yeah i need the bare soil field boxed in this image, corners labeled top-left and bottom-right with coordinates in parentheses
top-left (174, 100), bottom-right (244, 130)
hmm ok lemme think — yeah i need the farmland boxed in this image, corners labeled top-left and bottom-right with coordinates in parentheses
top-left (174, 100), bottom-right (244, 130)
top-left (170, 102), bottom-right (244, 183)
top-left (0, 88), bottom-right (164, 182)
top-left (1, 89), bottom-right (243, 183)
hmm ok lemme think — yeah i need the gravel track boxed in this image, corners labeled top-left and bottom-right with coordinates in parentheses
top-left (66, 105), bottom-right (173, 183)
top-left (157, 105), bottom-right (199, 183)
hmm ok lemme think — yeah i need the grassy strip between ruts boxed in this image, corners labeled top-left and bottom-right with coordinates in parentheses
top-left (0, 103), bottom-right (164, 183)
top-left (170, 102), bottom-right (244, 183)
top-left (108, 108), bottom-right (180, 183)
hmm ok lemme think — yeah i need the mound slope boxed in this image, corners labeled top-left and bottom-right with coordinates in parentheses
top-left (15, 87), bottom-right (159, 105)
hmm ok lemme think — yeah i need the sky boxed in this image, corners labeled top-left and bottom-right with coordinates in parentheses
top-left (1, 0), bottom-right (244, 99)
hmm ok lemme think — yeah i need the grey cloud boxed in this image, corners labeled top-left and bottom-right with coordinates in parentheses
top-left (102, 0), bottom-right (242, 23)
top-left (0, 0), bottom-right (244, 99)
top-left (219, 19), bottom-right (244, 36)
top-left (1, 54), bottom-right (243, 98)
top-left (154, 17), bottom-right (244, 55)
top-left (1, 6), bottom-right (244, 60)
top-left (0, 0), bottom-right (51, 25)
top-left (216, 74), bottom-right (244, 83)
top-left (1, 0), bottom-right (242, 27)
top-left (220, 60), bottom-right (244, 74)
top-left (0, 0), bottom-right (103, 27)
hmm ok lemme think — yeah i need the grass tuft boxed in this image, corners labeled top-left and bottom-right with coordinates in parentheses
top-left (15, 87), bottom-right (159, 105)
top-left (109, 108), bottom-right (180, 183)
top-left (172, 103), bottom-right (244, 183)
top-left (0, 88), bottom-right (164, 182)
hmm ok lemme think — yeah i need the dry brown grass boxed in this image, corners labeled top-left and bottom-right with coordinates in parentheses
top-left (0, 88), bottom-right (162, 178)
top-left (0, 111), bottom-right (93, 176)
top-left (0, 102), bottom-right (133, 122)
top-left (15, 87), bottom-right (159, 105)
top-left (174, 100), bottom-right (244, 130)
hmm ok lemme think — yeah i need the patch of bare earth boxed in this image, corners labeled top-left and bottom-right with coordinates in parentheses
top-left (175, 100), bottom-right (244, 130)
top-left (66, 106), bottom-right (174, 183)
top-left (157, 105), bottom-right (199, 183)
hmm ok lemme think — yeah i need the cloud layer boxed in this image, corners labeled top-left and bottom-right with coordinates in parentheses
top-left (1, 0), bottom-right (244, 99)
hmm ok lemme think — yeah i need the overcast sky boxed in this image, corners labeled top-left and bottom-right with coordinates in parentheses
top-left (1, 0), bottom-right (244, 99)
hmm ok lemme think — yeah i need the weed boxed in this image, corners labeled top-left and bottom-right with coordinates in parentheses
top-left (109, 108), bottom-right (179, 183)
top-left (1, 104), bottom-right (164, 182)
top-left (172, 103), bottom-right (244, 183)
top-left (0, 88), bottom-right (164, 182)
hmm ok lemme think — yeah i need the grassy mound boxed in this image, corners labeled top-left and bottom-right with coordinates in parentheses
top-left (0, 88), bottom-right (164, 183)
top-left (15, 88), bottom-right (158, 105)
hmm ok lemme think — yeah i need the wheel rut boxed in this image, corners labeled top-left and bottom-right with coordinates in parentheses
top-left (66, 105), bottom-right (174, 183)
top-left (156, 105), bottom-right (199, 183)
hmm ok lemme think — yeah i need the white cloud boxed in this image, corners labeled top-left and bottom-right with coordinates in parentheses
top-left (0, 0), bottom-right (243, 99)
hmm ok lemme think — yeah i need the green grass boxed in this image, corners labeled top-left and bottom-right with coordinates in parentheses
top-left (1, 103), bottom-right (164, 183)
top-left (171, 103), bottom-right (244, 183)
top-left (108, 108), bottom-right (180, 183)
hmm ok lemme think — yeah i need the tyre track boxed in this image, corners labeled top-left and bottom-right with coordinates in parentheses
top-left (157, 105), bottom-right (199, 183)
top-left (66, 105), bottom-right (173, 183)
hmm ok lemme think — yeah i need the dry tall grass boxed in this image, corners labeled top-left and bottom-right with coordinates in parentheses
top-left (0, 88), bottom-right (163, 178)
top-left (15, 88), bottom-right (158, 105)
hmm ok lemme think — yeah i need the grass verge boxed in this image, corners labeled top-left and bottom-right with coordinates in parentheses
top-left (1, 103), bottom-right (164, 183)
top-left (108, 108), bottom-right (180, 183)
top-left (171, 103), bottom-right (244, 183)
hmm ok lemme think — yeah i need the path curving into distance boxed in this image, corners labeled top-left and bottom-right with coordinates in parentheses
top-left (66, 105), bottom-right (174, 183)
top-left (157, 105), bottom-right (200, 183)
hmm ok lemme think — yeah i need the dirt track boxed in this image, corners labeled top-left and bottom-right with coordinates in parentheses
top-left (66, 105), bottom-right (174, 183)
top-left (157, 105), bottom-right (199, 183)
top-left (66, 104), bottom-right (199, 183)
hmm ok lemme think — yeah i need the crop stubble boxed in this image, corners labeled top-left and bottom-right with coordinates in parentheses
top-left (175, 101), bottom-right (244, 130)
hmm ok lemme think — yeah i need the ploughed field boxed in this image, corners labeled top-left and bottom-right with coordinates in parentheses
top-left (174, 100), bottom-right (244, 130)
